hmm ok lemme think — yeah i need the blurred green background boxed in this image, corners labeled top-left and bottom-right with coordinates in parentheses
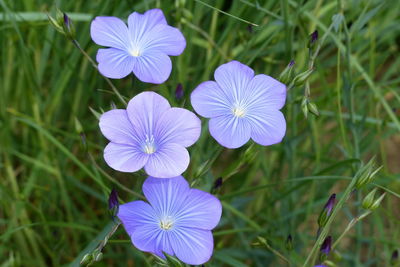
top-left (1, 0), bottom-right (400, 266)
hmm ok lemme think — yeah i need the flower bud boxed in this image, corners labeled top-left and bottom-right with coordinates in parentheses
top-left (318, 194), bottom-right (336, 228)
top-left (108, 188), bottom-right (119, 218)
top-left (175, 83), bottom-right (184, 100)
top-left (355, 158), bottom-right (382, 189)
top-left (369, 192), bottom-right (386, 210)
top-left (211, 177), bottom-right (223, 194)
top-left (301, 97), bottom-right (309, 119)
top-left (309, 30), bottom-right (318, 48)
top-left (308, 101), bottom-right (320, 116)
top-left (293, 68), bottom-right (314, 87)
top-left (319, 236), bottom-right (332, 262)
top-left (279, 60), bottom-right (295, 84)
top-left (80, 253), bottom-right (93, 265)
top-left (362, 188), bottom-right (377, 210)
top-left (47, 8), bottom-right (64, 34)
top-left (62, 12), bottom-right (76, 40)
top-left (285, 234), bottom-right (293, 251)
top-left (391, 249), bottom-right (399, 266)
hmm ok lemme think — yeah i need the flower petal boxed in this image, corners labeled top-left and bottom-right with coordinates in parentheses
top-left (170, 227), bottom-right (214, 265)
top-left (99, 109), bottom-right (139, 144)
top-left (96, 48), bottom-right (135, 79)
top-left (155, 108), bottom-right (201, 147)
top-left (214, 60), bottom-right (254, 103)
top-left (90, 16), bottom-right (129, 50)
top-left (144, 144), bottom-right (190, 178)
top-left (247, 74), bottom-right (286, 110)
top-left (209, 115), bottom-right (251, 149)
top-left (128, 9), bottom-right (167, 44)
top-left (248, 109), bottom-right (286, 146)
top-left (191, 81), bottom-right (231, 118)
top-left (132, 51), bottom-right (172, 84)
top-left (131, 223), bottom-right (174, 258)
top-left (104, 142), bottom-right (148, 172)
top-left (175, 189), bottom-right (222, 230)
top-left (142, 176), bottom-right (190, 216)
top-left (117, 200), bottom-right (157, 232)
top-left (126, 92), bottom-right (171, 140)
top-left (141, 24), bottom-right (186, 56)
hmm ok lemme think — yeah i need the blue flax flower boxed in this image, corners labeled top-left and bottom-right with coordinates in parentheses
top-left (99, 92), bottom-right (201, 178)
top-left (191, 60), bottom-right (287, 148)
top-left (90, 9), bottom-right (186, 83)
top-left (117, 176), bottom-right (222, 265)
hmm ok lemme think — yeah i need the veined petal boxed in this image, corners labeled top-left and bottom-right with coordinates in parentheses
top-left (128, 9), bottom-right (167, 45)
top-left (117, 200), bottom-right (157, 231)
top-left (246, 74), bottom-right (286, 110)
top-left (131, 223), bottom-right (174, 258)
top-left (175, 189), bottom-right (222, 230)
top-left (144, 144), bottom-right (190, 178)
top-left (104, 142), bottom-right (148, 172)
top-left (132, 51), bottom-right (172, 84)
top-left (191, 81), bottom-right (231, 118)
top-left (155, 108), bottom-right (201, 147)
top-left (90, 16), bottom-right (130, 50)
top-left (214, 61), bottom-right (254, 104)
top-left (141, 24), bottom-right (186, 56)
top-left (209, 115), bottom-right (251, 149)
top-left (169, 227), bottom-right (213, 265)
top-left (126, 92), bottom-right (171, 139)
top-left (247, 109), bottom-right (286, 146)
top-left (96, 48), bottom-right (135, 79)
top-left (99, 109), bottom-right (139, 144)
top-left (142, 176), bottom-right (190, 216)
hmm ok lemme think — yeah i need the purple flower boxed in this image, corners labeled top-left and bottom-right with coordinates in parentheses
top-left (191, 61), bottom-right (286, 149)
top-left (90, 9), bottom-right (186, 83)
top-left (117, 176), bottom-right (222, 265)
top-left (99, 91), bottom-right (201, 178)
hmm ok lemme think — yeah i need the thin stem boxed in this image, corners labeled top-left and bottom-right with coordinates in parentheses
top-left (72, 40), bottom-right (127, 106)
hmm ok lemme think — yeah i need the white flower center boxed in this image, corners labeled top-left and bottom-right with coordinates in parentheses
top-left (143, 135), bottom-right (156, 154)
top-left (129, 47), bottom-right (141, 57)
top-left (232, 105), bottom-right (246, 118)
top-left (159, 216), bottom-right (174, 230)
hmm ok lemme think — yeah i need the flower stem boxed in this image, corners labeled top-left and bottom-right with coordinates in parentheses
top-left (72, 39), bottom-right (127, 106)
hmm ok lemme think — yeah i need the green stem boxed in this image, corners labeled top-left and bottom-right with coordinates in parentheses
top-left (72, 40), bottom-right (127, 106)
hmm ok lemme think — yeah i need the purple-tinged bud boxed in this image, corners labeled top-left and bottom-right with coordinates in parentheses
top-left (391, 249), bottom-right (399, 265)
top-left (318, 194), bottom-right (336, 227)
top-left (62, 12), bottom-right (75, 40)
top-left (108, 188), bottom-right (119, 218)
top-left (247, 25), bottom-right (253, 34)
top-left (211, 177), bottom-right (223, 194)
top-left (279, 60), bottom-right (296, 84)
top-left (309, 30), bottom-right (318, 47)
top-left (285, 234), bottom-right (293, 251)
top-left (175, 83), bottom-right (184, 100)
top-left (320, 236), bottom-right (332, 255)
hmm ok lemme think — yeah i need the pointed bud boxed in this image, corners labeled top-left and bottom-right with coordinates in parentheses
top-left (279, 60), bottom-right (295, 84)
top-left (318, 194), bottom-right (336, 227)
top-left (285, 234), bottom-right (293, 251)
top-left (362, 188), bottom-right (377, 210)
top-left (62, 12), bottom-right (75, 40)
top-left (369, 192), bottom-right (386, 210)
top-left (47, 8), bottom-right (64, 34)
top-left (175, 83), bottom-right (184, 100)
top-left (355, 158), bottom-right (381, 189)
top-left (308, 101), bottom-right (320, 116)
top-left (301, 97), bottom-right (309, 118)
top-left (108, 188), bottom-right (119, 218)
top-left (293, 68), bottom-right (314, 87)
top-left (320, 236), bottom-right (332, 255)
top-left (309, 30), bottom-right (318, 48)
top-left (247, 25), bottom-right (253, 34)
top-left (391, 249), bottom-right (399, 266)
top-left (211, 177), bottom-right (223, 194)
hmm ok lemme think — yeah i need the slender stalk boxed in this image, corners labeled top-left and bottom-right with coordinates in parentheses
top-left (72, 40), bottom-right (127, 106)
top-left (302, 173), bottom-right (359, 267)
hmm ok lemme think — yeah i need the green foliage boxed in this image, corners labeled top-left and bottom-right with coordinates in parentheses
top-left (1, 0), bottom-right (400, 266)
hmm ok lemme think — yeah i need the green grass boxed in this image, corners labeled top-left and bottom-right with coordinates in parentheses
top-left (1, 0), bottom-right (400, 266)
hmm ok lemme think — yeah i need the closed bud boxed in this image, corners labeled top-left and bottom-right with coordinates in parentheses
top-left (391, 249), bottom-right (399, 266)
top-left (175, 83), bottom-right (184, 100)
top-left (62, 13), bottom-right (76, 40)
top-left (320, 236), bottom-right (332, 256)
top-left (308, 101), bottom-right (320, 116)
top-left (301, 97), bottom-right (309, 118)
top-left (47, 8), bottom-right (64, 34)
top-left (80, 253), bottom-right (93, 265)
top-left (318, 194), bottom-right (336, 228)
top-left (355, 158), bottom-right (381, 189)
top-left (108, 188), bottom-right (119, 219)
top-left (369, 192), bottom-right (386, 210)
top-left (285, 234), bottom-right (293, 251)
top-left (309, 30), bottom-right (318, 48)
top-left (362, 188), bottom-right (377, 210)
top-left (94, 251), bottom-right (103, 262)
top-left (293, 68), bottom-right (314, 87)
top-left (211, 177), bottom-right (223, 194)
top-left (279, 60), bottom-right (295, 84)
